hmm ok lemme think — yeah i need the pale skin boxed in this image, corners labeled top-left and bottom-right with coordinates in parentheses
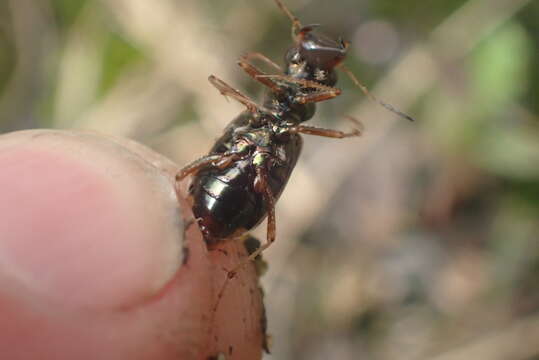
top-left (0, 130), bottom-right (265, 360)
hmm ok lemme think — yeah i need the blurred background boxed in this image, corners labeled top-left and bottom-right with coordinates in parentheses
top-left (1, 0), bottom-right (538, 358)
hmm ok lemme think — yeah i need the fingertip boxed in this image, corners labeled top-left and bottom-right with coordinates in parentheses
top-left (0, 130), bottom-right (184, 310)
top-left (0, 129), bottom-right (266, 359)
top-left (204, 239), bottom-right (268, 360)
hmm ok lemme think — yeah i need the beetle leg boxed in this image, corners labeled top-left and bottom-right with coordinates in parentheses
top-left (255, 74), bottom-right (342, 103)
top-left (241, 52), bottom-right (282, 72)
top-left (242, 234), bottom-right (269, 276)
top-left (208, 75), bottom-right (268, 114)
top-left (175, 151), bottom-right (244, 183)
top-left (227, 166), bottom-right (276, 277)
top-left (247, 166), bottom-right (276, 260)
top-left (238, 58), bottom-right (284, 93)
top-left (294, 87), bottom-right (342, 104)
top-left (214, 152), bottom-right (244, 169)
top-left (291, 116), bottom-right (364, 138)
top-left (273, 0), bottom-right (303, 38)
top-left (175, 154), bottom-right (225, 182)
top-left (257, 74), bottom-right (337, 92)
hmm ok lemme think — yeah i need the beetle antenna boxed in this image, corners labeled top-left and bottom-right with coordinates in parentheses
top-left (340, 65), bottom-right (415, 122)
top-left (273, 0), bottom-right (303, 37)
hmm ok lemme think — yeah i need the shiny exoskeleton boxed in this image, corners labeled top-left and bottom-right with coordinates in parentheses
top-left (176, 0), bottom-right (413, 265)
top-left (189, 112), bottom-right (303, 242)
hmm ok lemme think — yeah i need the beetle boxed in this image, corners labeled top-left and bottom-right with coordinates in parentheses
top-left (176, 0), bottom-right (413, 271)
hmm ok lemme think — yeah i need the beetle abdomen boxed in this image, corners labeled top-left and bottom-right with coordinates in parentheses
top-left (191, 160), bottom-right (266, 241)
